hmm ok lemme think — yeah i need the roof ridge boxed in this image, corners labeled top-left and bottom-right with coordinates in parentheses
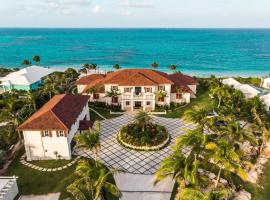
top-left (136, 72), bottom-right (158, 84)
top-left (49, 110), bottom-right (69, 130)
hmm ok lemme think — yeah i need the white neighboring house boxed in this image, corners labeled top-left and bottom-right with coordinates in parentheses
top-left (0, 65), bottom-right (55, 91)
top-left (260, 93), bottom-right (270, 111)
top-left (76, 69), bottom-right (198, 112)
top-left (222, 78), bottom-right (261, 99)
top-left (0, 176), bottom-right (18, 200)
top-left (262, 77), bottom-right (270, 89)
top-left (18, 94), bottom-right (90, 161)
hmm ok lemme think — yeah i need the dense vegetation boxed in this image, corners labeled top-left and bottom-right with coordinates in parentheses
top-left (157, 75), bottom-right (270, 200)
top-left (119, 111), bottom-right (169, 150)
top-left (0, 68), bottom-right (79, 169)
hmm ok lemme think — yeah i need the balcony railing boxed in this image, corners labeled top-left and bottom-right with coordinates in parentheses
top-left (122, 93), bottom-right (155, 100)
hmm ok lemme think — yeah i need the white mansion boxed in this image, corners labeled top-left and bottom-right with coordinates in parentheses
top-left (76, 69), bottom-right (198, 111)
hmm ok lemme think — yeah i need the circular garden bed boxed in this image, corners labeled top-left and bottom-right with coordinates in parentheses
top-left (117, 122), bottom-right (170, 151)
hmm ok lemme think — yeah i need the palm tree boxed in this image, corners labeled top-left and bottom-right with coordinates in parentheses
top-left (67, 159), bottom-right (122, 200)
top-left (79, 68), bottom-right (88, 75)
top-left (27, 90), bottom-right (37, 111)
top-left (22, 59), bottom-right (31, 66)
top-left (184, 107), bottom-right (209, 128)
top-left (169, 64), bottom-right (177, 72)
top-left (251, 107), bottom-right (269, 153)
top-left (75, 121), bottom-right (101, 163)
top-left (155, 90), bottom-right (167, 102)
top-left (89, 64), bottom-right (97, 70)
top-left (151, 61), bottom-right (158, 69)
top-left (32, 55), bottom-right (41, 64)
top-left (134, 110), bottom-right (152, 132)
top-left (113, 64), bottom-right (121, 70)
top-left (221, 121), bottom-right (256, 145)
top-left (205, 138), bottom-right (248, 189)
top-left (210, 86), bottom-right (226, 108)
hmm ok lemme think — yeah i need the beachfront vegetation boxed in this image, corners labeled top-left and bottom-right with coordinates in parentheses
top-left (157, 75), bottom-right (270, 200)
top-left (67, 159), bottom-right (121, 200)
top-left (113, 64), bottom-right (121, 70)
top-left (151, 61), bottom-right (158, 69)
top-left (118, 111), bottom-right (169, 150)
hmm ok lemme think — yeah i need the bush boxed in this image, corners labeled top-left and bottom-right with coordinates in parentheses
top-left (118, 122), bottom-right (169, 151)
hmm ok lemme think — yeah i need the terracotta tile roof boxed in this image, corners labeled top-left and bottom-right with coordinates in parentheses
top-left (118, 72), bottom-right (158, 86)
top-left (76, 69), bottom-right (197, 94)
top-left (102, 69), bottom-right (174, 85)
top-left (79, 120), bottom-right (94, 131)
top-left (18, 94), bottom-right (90, 131)
top-left (75, 74), bottom-right (105, 85)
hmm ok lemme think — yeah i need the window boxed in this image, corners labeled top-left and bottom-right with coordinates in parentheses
top-left (158, 97), bottom-right (164, 102)
top-left (146, 101), bottom-right (151, 106)
top-left (111, 86), bottom-right (118, 91)
top-left (112, 97), bottom-right (118, 103)
top-left (124, 88), bottom-right (131, 93)
top-left (145, 87), bottom-right (152, 93)
top-left (126, 101), bottom-right (130, 106)
top-left (176, 93), bottom-right (182, 99)
top-left (58, 130), bottom-right (65, 137)
top-left (158, 86), bottom-right (165, 91)
top-left (43, 130), bottom-right (50, 137)
top-left (93, 93), bottom-right (99, 100)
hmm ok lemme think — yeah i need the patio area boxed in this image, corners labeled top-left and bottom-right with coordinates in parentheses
top-left (73, 114), bottom-right (195, 175)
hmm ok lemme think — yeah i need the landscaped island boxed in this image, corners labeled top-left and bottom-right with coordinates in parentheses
top-left (118, 111), bottom-right (170, 151)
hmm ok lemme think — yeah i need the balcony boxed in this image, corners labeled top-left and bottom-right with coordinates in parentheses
top-left (122, 93), bottom-right (155, 100)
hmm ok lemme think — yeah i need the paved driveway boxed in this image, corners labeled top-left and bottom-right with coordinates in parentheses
top-left (73, 114), bottom-right (195, 175)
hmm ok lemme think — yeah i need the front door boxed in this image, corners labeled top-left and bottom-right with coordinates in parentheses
top-left (134, 101), bottom-right (142, 108)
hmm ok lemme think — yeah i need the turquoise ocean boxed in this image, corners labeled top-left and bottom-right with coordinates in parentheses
top-left (0, 28), bottom-right (270, 77)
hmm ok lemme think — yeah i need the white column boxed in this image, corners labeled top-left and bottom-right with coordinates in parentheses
top-left (143, 101), bottom-right (146, 111)
top-left (131, 100), bottom-right (134, 112)
top-left (152, 100), bottom-right (155, 111)
top-left (121, 100), bottom-right (124, 110)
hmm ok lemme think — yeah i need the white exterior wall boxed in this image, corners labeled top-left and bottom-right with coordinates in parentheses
top-left (170, 92), bottom-right (191, 103)
top-left (263, 78), bottom-right (270, 89)
top-left (188, 84), bottom-right (197, 97)
top-left (67, 104), bottom-right (90, 144)
top-left (23, 130), bottom-right (71, 161)
top-left (23, 103), bottom-right (90, 161)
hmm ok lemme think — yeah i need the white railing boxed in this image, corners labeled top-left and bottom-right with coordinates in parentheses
top-left (122, 93), bottom-right (155, 100)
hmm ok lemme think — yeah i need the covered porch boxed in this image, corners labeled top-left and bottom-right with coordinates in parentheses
top-left (121, 100), bottom-right (155, 112)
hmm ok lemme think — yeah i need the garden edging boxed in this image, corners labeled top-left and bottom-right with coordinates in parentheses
top-left (19, 154), bottom-right (81, 172)
top-left (117, 132), bottom-right (170, 151)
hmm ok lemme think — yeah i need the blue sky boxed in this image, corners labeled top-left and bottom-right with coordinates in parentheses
top-left (1, 0), bottom-right (270, 28)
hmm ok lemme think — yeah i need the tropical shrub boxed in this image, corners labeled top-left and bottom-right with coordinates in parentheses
top-left (118, 111), bottom-right (169, 150)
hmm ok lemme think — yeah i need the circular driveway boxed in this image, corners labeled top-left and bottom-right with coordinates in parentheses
top-left (73, 114), bottom-right (195, 175)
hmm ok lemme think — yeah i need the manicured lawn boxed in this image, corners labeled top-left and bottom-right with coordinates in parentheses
top-left (89, 106), bottom-right (122, 121)
top-left (162, 87), bottom-right (212, 119)
top-left (5, 150), bottom-right (119, 200)
top-left (5, 151), bottom-right (76, 200)
top-left (30, 158), bottom-right (73, 168)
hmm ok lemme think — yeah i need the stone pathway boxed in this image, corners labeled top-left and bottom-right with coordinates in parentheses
top-left (74, 114), bottom-right (195, 175)
top-left (19, 154), bottom-right (80, 172)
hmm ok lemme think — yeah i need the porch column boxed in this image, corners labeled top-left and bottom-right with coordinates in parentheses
top-left (121, 100), bottom-right (124, 110)
top-left (143, 101), bottom-right (146, 111)
top-left (152, 100), bottom-right (155, 111)
top-left (131, 100), bottom-right (134, 112)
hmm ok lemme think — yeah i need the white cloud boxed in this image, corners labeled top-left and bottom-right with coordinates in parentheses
top-left (92, 5), bottom-right (104, 14)
top-left (121, 0), bottom-right (154, 8)
top-left (37, 0), bottom-right (92, 15)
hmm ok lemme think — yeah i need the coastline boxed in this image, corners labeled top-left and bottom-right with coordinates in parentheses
top-left (1, 64), bottom-right (267, 78)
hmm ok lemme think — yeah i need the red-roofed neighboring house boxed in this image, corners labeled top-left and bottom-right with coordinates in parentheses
top-left (17, 94), bottom-right (90, 161)
top-left (76, 69), bottom-right (198, 111)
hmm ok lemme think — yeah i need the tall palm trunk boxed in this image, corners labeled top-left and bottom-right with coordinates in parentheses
top-left (215, 167), bottom-right (222, 189)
